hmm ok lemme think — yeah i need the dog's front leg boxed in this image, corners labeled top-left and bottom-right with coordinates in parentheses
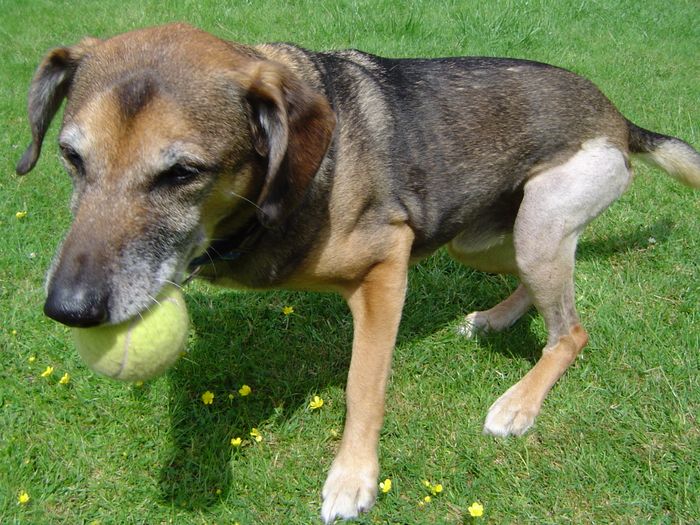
top-left (321, 230), bottom-right (412, 523)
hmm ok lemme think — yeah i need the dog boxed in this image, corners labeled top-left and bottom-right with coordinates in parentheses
top-left (17, 23), bottom-right (700, 523)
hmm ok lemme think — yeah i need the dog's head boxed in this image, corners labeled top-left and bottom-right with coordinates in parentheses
top-left (17, 24), bottom-right (335, 326)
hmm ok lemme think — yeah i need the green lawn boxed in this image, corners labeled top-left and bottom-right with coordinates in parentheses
top-left (1, 0), bottom-right (698, 523)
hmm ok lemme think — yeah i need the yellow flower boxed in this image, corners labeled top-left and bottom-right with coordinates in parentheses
top-left (15, 211), bottom-right (28, 220)
top-left (423, 495), bottom-right (432, 503)
top-left (18, 490), bottom-right (30, 505)
top-left (423, 479), bottom-right (443, 496)
top-left (134, 381), bottom-right (144, 387)
top-left (228, 393), bottom-right (235, 400)
top-left (201, 391), bottom-right (214, 404)
top-left (309, 395), bottom-right (324, 410)
top-left (11, 329), bottom-right (17, 336)
top-left (250, 428), bottom-right (263, 442)
top-left (238, 384), bottom-right (251, 397)
top-left (282, 305), bottom-right (294, 315)
top-left (59, 373), bottom-right (70, 385)
top-left (230, 437), bottom-right (242, 447)
top-left (40, 366), bottom-right (54, 378)
top-left (468, 502), bottom-right (484, 518)
top-left (215, 488), bottom-right (222, 495)
top-left (379, 478), bottom-right (392, 493)
top-left (28, 356), bottom-right (36, 363)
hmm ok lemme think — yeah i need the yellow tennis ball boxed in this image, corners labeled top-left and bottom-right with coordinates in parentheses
top-left (72, 285), bottom-right (189, 382)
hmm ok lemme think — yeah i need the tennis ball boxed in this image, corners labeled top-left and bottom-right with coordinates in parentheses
top-left (72, 285), bottom-right (189, 382)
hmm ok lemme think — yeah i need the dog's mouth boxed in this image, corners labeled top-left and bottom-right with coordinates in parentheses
top-left (45, 215), bottom-right (264, 328)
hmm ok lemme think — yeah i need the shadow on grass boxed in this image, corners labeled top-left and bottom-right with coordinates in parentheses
top-left (157, 253), bottom-right (522, 509)
top-left (156, 221), bottom-right (673, 509)
top-left (158, 285), bottom-right (353, 508)
top-left (577, 219), bottom-right (674, 261)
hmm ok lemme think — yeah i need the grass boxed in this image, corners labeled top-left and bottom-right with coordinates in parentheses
top-left (1, 0), bottom-right (698, 523)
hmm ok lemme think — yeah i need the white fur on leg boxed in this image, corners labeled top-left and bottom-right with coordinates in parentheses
top-left (456, 311), bottom-right (484, 339)
top-left (483, 383), bottom-right (538, 437)
top-left (321, 457), bottom-right (378, 524)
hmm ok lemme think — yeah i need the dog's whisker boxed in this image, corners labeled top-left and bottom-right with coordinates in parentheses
top-left (228, 190), bottom-right (269, 219)
top-left (163, 279), bottom-right (183, 291)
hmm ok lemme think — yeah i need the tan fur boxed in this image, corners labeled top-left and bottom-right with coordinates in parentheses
top-left (322, 225), bottom-right (414, 519)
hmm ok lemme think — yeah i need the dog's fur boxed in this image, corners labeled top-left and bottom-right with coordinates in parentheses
top-left (17, 24), bottom-right (700, 523)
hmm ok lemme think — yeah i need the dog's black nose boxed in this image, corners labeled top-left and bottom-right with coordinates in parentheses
top-left (44, 285), bottom-right (109, 327)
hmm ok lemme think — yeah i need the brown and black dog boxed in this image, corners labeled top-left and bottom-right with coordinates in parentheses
top-left (17, 23), bottom-right (700, 523)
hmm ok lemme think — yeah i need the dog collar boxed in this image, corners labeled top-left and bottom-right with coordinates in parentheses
top-left (188, 218), bottom-right (263, 268)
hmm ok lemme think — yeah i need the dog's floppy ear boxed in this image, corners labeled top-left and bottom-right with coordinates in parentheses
top-left (243, 61), bottom-right (336, 227)
top-left (16, 38), bottom-right (100, 175)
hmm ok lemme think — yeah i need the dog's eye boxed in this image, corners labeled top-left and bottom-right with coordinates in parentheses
top-left (158, 164), bottom-right (202, 187)
top-left (60, 146), bottom-right (85, 174)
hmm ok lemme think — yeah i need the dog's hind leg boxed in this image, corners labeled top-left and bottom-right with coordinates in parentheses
top-left (457, 283), bottom-right (532, 339)
top-left (448, 236), bottom-right (532, 338)
top-left (483, 138), bottom-right (633, 437)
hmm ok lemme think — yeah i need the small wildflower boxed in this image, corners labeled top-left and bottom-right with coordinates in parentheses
top-left (648, 237), bottom-right (657, 245)
top-left (228, 393), bottom-right (235, 400)
top-left (134, 381), bottom-right (144, 387)
top-left (201, 391), bottom-right (214, 405)
top-left (424, 495), bottom-right (432, 504)
top-left (59, 373), bottom-right (70, 385)
top-left (250, 428), bottom-right (263, 442)
top-left (28, 252), bottom-right (36, 259)
top-left (230, 437), bottom-right (242, 447)
top-left (423, 479), bottom-right (443, 496)
top-left (215, 488), bottom-right (222, 495)
top-left (11, 329), bottom-right (17, 336)
top-left (282, 305), bottom-right (294, 315)
top-left (468, 502), bottom-right (484, 518)
top-left (309, 395), bottom-right (324, 410)
top-left (329, 428), bottom-right (339, 438)
top-left (379, 478), bottom-right (392, 493)
top-left (18, 490), bottom-right (30, 505)
top-left (28, 356), bottom-right (36, 363)
top-left (238, 384), bottom-right (251, 397)
top-left (40, 366), bottom-right (54, 378)
top-left (15, 211), bottom-right (28, 220)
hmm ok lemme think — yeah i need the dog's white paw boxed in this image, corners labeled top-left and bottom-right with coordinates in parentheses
top-left (483, 386), bottom-right (538, 437)
top-left (456, 311), bottom-right (484, 339)
top-left (321, 458), bottom-right (377, 524)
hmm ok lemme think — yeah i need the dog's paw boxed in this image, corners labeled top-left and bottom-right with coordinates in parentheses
top-left (321, 458), bottom-right (378, 524)
top-left (483, 386), bottom-right (538, 437)
top-left (456, 311), bottom-right (484, 339)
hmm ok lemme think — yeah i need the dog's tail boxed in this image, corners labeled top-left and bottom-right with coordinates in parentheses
top-left (628, 121), bottom-right (700, 188)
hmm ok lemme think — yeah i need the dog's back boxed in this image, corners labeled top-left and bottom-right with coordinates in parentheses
top-left (261, 45), bottom-right (699, 258)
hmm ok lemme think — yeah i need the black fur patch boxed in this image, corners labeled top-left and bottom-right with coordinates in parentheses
top-left (115, 74), bottom-right (158, 120)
